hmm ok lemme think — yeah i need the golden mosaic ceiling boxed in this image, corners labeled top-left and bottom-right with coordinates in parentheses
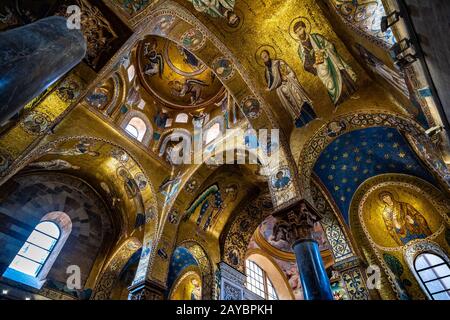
top-left (137, 35), bottom-right (225, 110)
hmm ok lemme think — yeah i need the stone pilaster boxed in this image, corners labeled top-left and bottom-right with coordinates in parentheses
top-left (333, 256), bottom-right (372, 300)
top-left (218, 262), bottom-right (246, 300)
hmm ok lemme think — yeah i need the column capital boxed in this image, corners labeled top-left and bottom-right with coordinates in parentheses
top-left (272, 198), bottom-right (322, 246)
top-left (127, 280), bottom-right (166, 300)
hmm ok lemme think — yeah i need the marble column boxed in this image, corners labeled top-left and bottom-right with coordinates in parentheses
top-left (272, 199), bottom-right (333, 300)
top-left (0, 16), bottom-right (86, 125)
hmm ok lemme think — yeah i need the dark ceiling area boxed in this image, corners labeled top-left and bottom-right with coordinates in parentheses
top-left (403, 0), bottom-right (450, 126)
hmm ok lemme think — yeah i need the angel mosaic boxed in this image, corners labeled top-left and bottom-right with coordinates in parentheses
top-left (169, 79), bottom-right (208, 105)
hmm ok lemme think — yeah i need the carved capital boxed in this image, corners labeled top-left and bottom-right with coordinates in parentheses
top-left (127, 280), bottom-right (165, 300)
top-left (272, 199), bottom-right (322, 245)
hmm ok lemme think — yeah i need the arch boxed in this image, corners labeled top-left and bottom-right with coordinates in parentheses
top-left (200, 128), bottom-right (271, 170)
top-left (168, 268), bottom-right (203, 300)
top-left (91, 238), bottom-right (142, 300)
top-left (106, 72), bottom-right (126, 117)
top-left (128, 0), bottom-right (299, 208)
top-left (221, 192), bottom-right (275, 273)
top-left (404, 241), bottom-right (450, 300)
top-left (175, 113), bottom-right (189, 123)
top-left (110, 248), bottom-right (142, 299)
top-left (127, 65), bottom-right (136, 82)
top-left (2, 211), bottom-right (72, 289)
top-left (326, 0), bottom-right (395, 49)
top-left (14, 136), bottom-right (161, 296)
top-left (158, 129), bottom-right (192, 165)
top-left (349, 173), bottom-right (450, 299)
top-left (310, 177), bottom-right (356, 262)
top-left (312, 126), bottom-right (435, 222)
top-left (0, 135), bottom-right (160, 285)
top-left (298, 111), bottom-right (440, 203)
top-left (178, 240), bottom-right (215, 300)
top-left (203, 116), bottom-right (224, 146)
top-left (167, 246), bottom-right (199, 292)
top-left (29, 135), bottom-right (158, 214)
top-left (246, 250), bottom-right (294, 300)
top-left (120, 110), bottom-right (153, 146)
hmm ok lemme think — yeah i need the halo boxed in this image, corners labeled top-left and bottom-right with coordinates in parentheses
top-left (255, 44), bottom-right (277, 67)
top-left (223, 8), bottom-right (245, 33)
top-left (377, 189), bottom-right (399, 202)
top-left (289, 16), bottom-right (312, 40)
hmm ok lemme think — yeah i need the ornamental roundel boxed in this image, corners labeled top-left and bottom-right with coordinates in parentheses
top-left (241, 96), bottom-right (261, 119)
top-left (180, 28), bottom-right (206, 52)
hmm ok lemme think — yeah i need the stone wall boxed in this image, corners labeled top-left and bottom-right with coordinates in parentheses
top-left (0, 172), bottom-right (115, 295)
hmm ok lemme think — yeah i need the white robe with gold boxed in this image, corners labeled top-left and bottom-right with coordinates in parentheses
top-left (265, 59), bottom-right (313, 121)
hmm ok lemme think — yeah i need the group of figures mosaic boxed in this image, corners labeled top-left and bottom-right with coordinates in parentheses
top-left (256, 15), bottom-right (359, 127)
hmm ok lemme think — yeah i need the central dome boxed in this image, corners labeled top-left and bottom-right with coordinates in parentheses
top-left (137, 35), bottom-right (224, 110)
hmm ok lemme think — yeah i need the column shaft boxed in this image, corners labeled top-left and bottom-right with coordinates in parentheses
top-left (0, 16), bottom-right (86, 124)
top-left (293, 239), bottom-right (333, 300)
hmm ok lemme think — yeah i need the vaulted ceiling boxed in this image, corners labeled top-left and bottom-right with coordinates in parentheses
top-left (1, 0), bottom-right (446, 268)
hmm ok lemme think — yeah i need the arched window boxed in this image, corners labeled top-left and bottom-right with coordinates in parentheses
top-left (121, 111), bottom-right (153, 146)
top-left (125, 123), bottom-right (139, 139)
top-left (205, 122), bottom-right (221, 145)
top-left (8, 221), bottom-right (60, 277)
top-left (2, 212), bottom-right (71, 289)
top-left (414, 253), bottom-right (450, 300)
top-left (3, 211), bottom-right (72, 289)
top-left (125, 117), bottom-right (147, 142)
top-left (127, 65), bottom-right (135, 82)
top-left (137, 99), bottom-right (146, 110)
top-left (245, 259), bottom-right (279, 300)
top-left (175, 113), bottom-right (189, 123)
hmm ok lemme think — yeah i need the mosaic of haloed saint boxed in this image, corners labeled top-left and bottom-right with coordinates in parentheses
top-left (361, 184), bottom-right (443, 248)
top-left (138, 36), bottom-right (224, 109)
top-left (289, 17), bottom-right (358, 106)
top-left (170, 272), bottom-right (202, 300)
